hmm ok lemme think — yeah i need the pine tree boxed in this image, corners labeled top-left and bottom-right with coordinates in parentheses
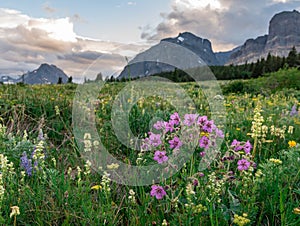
top-left (287, 46), bottom-right (298, 67)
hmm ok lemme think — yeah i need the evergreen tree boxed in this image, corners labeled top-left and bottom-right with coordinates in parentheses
top-left (57, 77), bottom-right (63, 84)
top-left (287, 46), bottom-right (298, 67)
top-left (67, 76), bottom-right (73, 83)
top-left (95, 72), bottom-right (103, 81)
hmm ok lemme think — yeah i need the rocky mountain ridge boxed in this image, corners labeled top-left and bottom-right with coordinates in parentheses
top-left (229, 10), bottom-right (300, 64)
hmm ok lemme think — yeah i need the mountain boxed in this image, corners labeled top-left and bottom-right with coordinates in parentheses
top-left (229, 10), bottom-right (300, 64)
top-left (118, 32), bottom-right (238, 79)
top-left (17, 63), bottom-right (69, 84)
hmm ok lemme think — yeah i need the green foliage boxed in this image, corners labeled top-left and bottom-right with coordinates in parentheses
top-left (222, 67), bottom-right (300, 94)
top-left (0, 81), bottom-right (299, 225)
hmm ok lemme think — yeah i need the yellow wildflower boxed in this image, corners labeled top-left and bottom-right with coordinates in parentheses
top-left (269, 158), bottom-right (282, 165)
top-left (91, 185), bottom-right (102, 190)
top-left (293, 207), bottom-right (300, 215)
top-left (288, 140), bottom-right (297, 148)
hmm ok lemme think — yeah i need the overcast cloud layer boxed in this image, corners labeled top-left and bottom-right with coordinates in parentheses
top-left (1, 0), bottom-right (300, 80)
top-left (141, 0), bottom-right (300, 51)
top-left (0, 8), bottom-right (148, 80)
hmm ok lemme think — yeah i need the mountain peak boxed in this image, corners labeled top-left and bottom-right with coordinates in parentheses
top-left (19, 63), bottom-right (69, 84)
top-left (229, 10), bottom-right (300, 64)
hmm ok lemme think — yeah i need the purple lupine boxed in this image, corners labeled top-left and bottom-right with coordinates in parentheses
top-left (150, 185), bottom-right (167, 199)
top-left (149, 133), bottom-right (162, 147)
top-left (183, 114), bottom-right (199, 126)
top-left (243, 140), bottom-right (252, 154)
top-left (237, 159), bottom-right (251, 171)
top-left (290, 104), bottom-right (298, 116)
top-left (170, 112), bottom-right (180, 125)
top-left (199, 136), bottom-right (210, 149)
top-left (169, 136), bottom-right (183, 149)
top-left (153, 151), bottom-right (168, 164)
top-left (202, 120), bottom-right (216, 133)
top-left (20, 152), bottom-right (33, 176)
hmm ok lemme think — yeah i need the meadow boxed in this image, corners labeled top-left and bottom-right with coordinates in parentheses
top-left (0, 68), bottom-right (299, 225)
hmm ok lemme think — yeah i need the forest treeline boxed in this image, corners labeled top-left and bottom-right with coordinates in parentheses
top-left (104, 46), bottom-right (300, 82)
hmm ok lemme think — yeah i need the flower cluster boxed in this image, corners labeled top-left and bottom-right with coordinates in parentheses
top-left (233, 213), bottom-right (251, 226)
top-left (141, 112), bottom-right (224, 167)
top-left (141, 113), bottom-right (224, 200)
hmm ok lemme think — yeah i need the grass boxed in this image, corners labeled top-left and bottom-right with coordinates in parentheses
top-left (0, 71), bottom-right (299, 225)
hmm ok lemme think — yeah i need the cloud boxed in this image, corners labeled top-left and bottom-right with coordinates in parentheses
top-left (0, 8), bottom-right (147, 80)
top-left (127, 2), bottom-right (137, 6)
top-left (43, 4), bottom-right (56, 14)
top-left (141, 0), bottom-right (300, 51)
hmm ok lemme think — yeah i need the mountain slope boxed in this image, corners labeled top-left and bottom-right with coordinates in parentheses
top-left (229, 10), bottom-right (300, 64)
top-left (18, 63), bottom-right (69, 84)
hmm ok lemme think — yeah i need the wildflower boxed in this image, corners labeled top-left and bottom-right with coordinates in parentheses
top-left (107, 163), bottom-right (119, 170)
top-left (164, 121), bottom-right (175, 133)
top-left (288, 140), bottom-right (297, 148)
top-left (20, 152), bottom-right (33, 176)
top-left (162, 219), bottom-right (168, 226)
top-left (199, 136), bottom-right (210, 149)
top-left (84, 160), bottom-right (92, 175)
top-left (183, 114), bottom-right (198, 126)
top-left (153, 121), bottom-right (164, 130)
top-left (231, 139), bottom-right (243, 151)
top-left (199, 151), bottom-right (206, 157)
top-left (10, 206), bottom-right (20, 218)
top-left (170, 112), bottom-right (180, 125)
top-left (153, 151), bottom-right (168, 164)
top-left (202, 120), bottom-right (216, 133)
top-left (101, 172), bottom-right (111, 193)
top-left (38, 129), bottom-right (45, 141)
top-left (215, 128), bottom-right (224, 138)
top-left (149, 133), bottom-right (162, 147)
top-left (288, 126), bottom-right (294, 134)
top-left (141, 138), bottom-right (150, 151)
top-left (237, 159), bottom-right (251, 171)
top-left (54, 105), bottom-right (60, 116)
top-left (169, 136), bottom-right (182, 149)
top-left (290, 104), bottom-right (298, 116)
top-left (233, 213), bottom-right (251, 226)
top-left (150, 185), bottom-right (166, 200)
top-left (91, 185), bottom-right (102, 190)
top-left (128, 189), bottom-right (136, 204)
top-left (269, 158), bottom-right (282, 165)
top-left (243, 140), bottom-right (252, 154)
top-left (293, 207), bottom-right (300, 215)
top-left (186, 183), bottom-right (195, 196)
top-left (197, 116), bottom-right (208, 127)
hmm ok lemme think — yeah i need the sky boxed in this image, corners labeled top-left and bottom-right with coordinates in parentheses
top-left (0, 0), bottom-right (300, 81)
